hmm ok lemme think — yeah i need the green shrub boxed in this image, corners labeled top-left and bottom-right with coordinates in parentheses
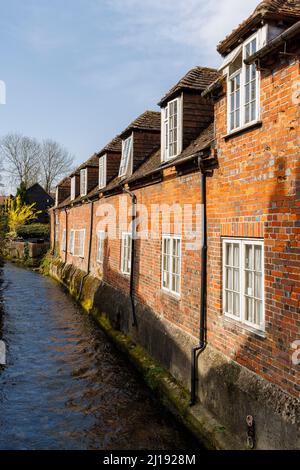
top-left (16, 223), bottom-right (50, 240)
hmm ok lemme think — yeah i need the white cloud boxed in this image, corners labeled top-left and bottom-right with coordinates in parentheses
top-left (104, 0), bottom-right (258, 60)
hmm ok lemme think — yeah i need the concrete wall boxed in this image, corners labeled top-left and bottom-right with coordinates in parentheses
top-left (49, 258), bottom-right (300, 449)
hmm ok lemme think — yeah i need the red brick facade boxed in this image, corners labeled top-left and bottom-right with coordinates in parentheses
top-left (50, 1), bottom-right (300, 447)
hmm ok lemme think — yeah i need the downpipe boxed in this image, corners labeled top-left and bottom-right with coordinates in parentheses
top-left (79, 199), bottom-right (94, 300)
top-left (123, 187), bottom-right (137, 327)
top-left (190, 158), bottom-right (208, 406)
top-left (64, 207), bottom-right (68, 264)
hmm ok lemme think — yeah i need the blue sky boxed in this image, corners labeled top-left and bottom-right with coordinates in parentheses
top-left (0, 0), bottom-right (258, 192)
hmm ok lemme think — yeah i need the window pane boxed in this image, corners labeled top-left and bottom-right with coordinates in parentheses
top-left (254, 300), bottom-right (262, 325)
top-left (226, 268), bottom-right (233, 290)
top-left (226, 243), bottom-right (232, 266)
top-left (227, 291), bottom-right (233, 314)
top-left (255, 273), bottom-right (262, 299)
top-left (233, 293), bottom-right (239, 316)
top-left (245, 297), bottom-right (253, 323)
top-left (254, 246), bottom-right (262, 271)
top-left (245, 245), bottom-right (253, 270)
top-left (245, 271), bottom-right (253, 297)
top-left (233, 269), bottom-right (239, 292)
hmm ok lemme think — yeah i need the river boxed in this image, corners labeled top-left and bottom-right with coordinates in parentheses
top-left (0, 262), bottom-right (200, 450)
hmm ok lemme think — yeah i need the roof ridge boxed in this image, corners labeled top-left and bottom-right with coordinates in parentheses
top-left (217, 0), bottom-right (300, 55)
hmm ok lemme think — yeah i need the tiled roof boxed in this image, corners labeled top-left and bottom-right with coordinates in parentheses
top-left (70, 154), bottom-right (99, 176)
top-left (56, 196), bottom-right (71, 209)
top-left (202, 75), bottom-right (226, 98)
top-left (158, 67), bottom-right (220, 106)
top-left (57, 122), bottom-right (215, 205)
top-left (127, 149), bottom-right (161, 183)
top-left (125, 123), bottom-right (215, 184)
top-left (57, 176), bottom-right (71, 187)
top-left (97, 135), bottom-right (122, 156)
top-left (218, 0), bottom-right (300, 55)
top-left (120, 111), bottom-right (161, 138)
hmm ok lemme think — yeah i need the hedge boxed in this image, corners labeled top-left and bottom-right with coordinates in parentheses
top-left (16, 223), bottom-right (50, 240)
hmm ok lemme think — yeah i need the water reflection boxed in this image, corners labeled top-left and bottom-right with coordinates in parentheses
top-left (0, 263), bottom-right (200, 450)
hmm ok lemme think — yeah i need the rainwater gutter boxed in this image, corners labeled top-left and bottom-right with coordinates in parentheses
top-left (190, 156), bottom-right (208, 406)
top-left (123, 186), bottom-right (137, 327)
top-left (78, 199), bottom-right (94, 300)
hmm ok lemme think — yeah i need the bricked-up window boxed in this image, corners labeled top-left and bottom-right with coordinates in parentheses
top-left (97, 230), bottom-right (105, 263)
top-left (71, 176), bottom-right (76, 201)
top-left (99, 154), bottom-right (107, 189)
top-left (80, 169), bottom-right (87, 197)
top-left (162, 235), bottom-right (181, 296)
top-left (121, 232), bottom-right (132, 275)
top-left (161, 96), bottom-right (182, 162)
top-left (119, 135), bottom-right (133, 177)
top-left (227, 33), bottom-right (259, 132)
top-left (223, 238), bottom-right (264, 331)
top-left (61, 229), bottom-right (66, 252)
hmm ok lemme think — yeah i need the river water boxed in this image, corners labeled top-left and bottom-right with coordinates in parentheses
top-left (0, 262), bottom-right (200, 450)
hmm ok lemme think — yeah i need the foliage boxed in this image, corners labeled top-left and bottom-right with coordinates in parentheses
top-left (15, 181), bottom-right (28, 205)
top-left (0, 211), bottom-right (8, 258)
top-left (6, 195), bottom-right (41, 238)
top-left (16, 223), bottom-right (50, 240)
top-left (0, 133), bottom-right (74, 193)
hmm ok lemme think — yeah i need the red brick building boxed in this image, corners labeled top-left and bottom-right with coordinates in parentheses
top-left (51, 0), bottom-right (300, 449)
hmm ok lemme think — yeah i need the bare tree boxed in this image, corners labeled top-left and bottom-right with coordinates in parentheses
top-left (0, 133), bottom-right (41, 190)
top-left (40, 139), bottom-right (74, 194)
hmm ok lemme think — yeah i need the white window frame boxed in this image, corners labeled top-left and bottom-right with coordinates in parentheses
top-left (119, 135), bottom-right (133, 177)
top-left (227, 32), bottom-right (261, 133)
top-left (55, 187), bottom-right (59, 206)
top-left (97, 230), bottom-right (105, 263)
top-left (161, 95), bottom-right (183, 162)
top-left (71, 176), bottom-right (76, 201)
top-left (161, 234), bottom-right (181, 297)
top-left (69, 230), bottom-right (75, 254)
top-left (77, 229), bottom-right (86, 258)
top-left (99, 154), bottom-right (107, 189)
top-left (121, 232), bottom-right (132, 275)
top-left (222, 238), bottom-right (265, 332)
top-left (61, 229), bottom-right (66, 252)
top-left (80, 169), bottom-right (88, 197)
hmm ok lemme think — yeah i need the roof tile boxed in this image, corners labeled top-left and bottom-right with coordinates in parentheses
top-left (218, 0), bottom-right (300, 55)
top-left (158, 66), bottom-right (220, 106)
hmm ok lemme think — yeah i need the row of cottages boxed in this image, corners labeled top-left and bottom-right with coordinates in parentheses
top-left (51, 0), bottom-right (300, 449)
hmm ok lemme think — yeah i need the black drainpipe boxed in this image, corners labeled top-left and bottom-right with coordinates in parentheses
top-left (52, 209), bottom-right (56, 255)
top-left (64, 207), bottom-right (68, 264)
top-left (190, 157), bottom-right (208, 406)
top-left (123, 187), bottom-right (137, 327)
top-left (79, 199), bottom-right (94, 300)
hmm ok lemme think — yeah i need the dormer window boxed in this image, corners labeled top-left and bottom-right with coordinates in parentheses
top-left (161, 96), bottom-right (182, 162)
top-left (80, 169), bottom-right (87, 197)
top-left (71, 176), bottom-right (76, 201)
top-left (55, 187), bottom-right (59, 206)
top-left (99, 154), bottom-right (107, 189)
top-left (119, 135), bottom-right (133, 177)
top-left (227, 33), bottom-right (259, 132)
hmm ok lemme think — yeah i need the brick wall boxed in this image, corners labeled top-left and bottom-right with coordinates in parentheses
top-left (51, 58), bottom-right (299, 401)
top-left (206, 58), bottom-right (300, 397)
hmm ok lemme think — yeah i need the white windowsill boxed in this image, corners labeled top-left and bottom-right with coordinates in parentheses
top-left (224, 120), bottom-right (262, 139)
top-left (223, 315), bottom-right (266, 339)
top-left (161, 288), bottom-right (181, 301)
